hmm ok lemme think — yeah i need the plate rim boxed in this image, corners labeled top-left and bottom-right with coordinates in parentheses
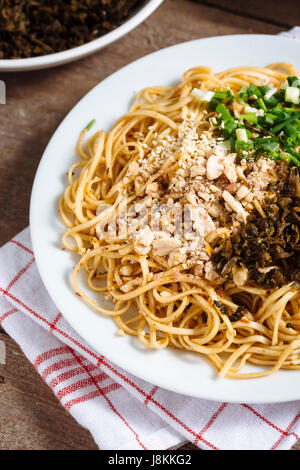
top-left (30, 33), bottom-right (300, 403)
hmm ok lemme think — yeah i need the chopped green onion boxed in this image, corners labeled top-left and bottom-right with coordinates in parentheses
top-left (229, 135), bottom-right (236, 152)
top-left (271, 103), bottom-right (283, 115)
top-left (250, 84), bottom-right (262, 98)
top-left (284, 107), bottom-right (298, 114)
top-left (257, 98), bottom-right (267, 112)
top-left (201, 91), bottom-right (215, 102)
top-left (285, 124), bottom-right (298, 137)
top-left (239, 113), bottom-right (258, 124)
top-left (260, 140), bottom-right (279, 154)
top-left (236, 140), bottom-right (252, 153)
top-left (285, 86), bottom-right (300, 105)
top-left (264, 115), bottom-right (275, 126)
top-left (216, 103), bottom-right (233, 121)
top-left (214, 91), bottom-right (228, 99)
top-left (287, 76), bottom-right (300, 88)
top-left (280, 152), bottom-right (300, 167)
top-left (191, 88), bottom-right (215, 102)
top-left (264, 87), bottom-right (277, 100)
top-left (257, 85), bottom-right (270, 96)
top-left (236, 128), bottom-right (248, 142)
top-left (222, 120), bottom-right (237, 137)
top-left (228, 80), bottom-right (300, 166)
top-left (271, 110), bottom-right (300, 134)
top-left (264, 96), bottom-right (279, 108)
top-left (284, 146), bottom-right (300, 160)
top-left (244, 104), bottom-right (258, 114)
top-left (238, 89), bottom-right (248, 100)
top-left (85, 119), bottom-right (96, 131)
top-left (253, 137), bottom-right (279, 155)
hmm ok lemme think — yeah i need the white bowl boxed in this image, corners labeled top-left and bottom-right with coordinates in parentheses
top-left (0, 0), bottom-right (163, 72)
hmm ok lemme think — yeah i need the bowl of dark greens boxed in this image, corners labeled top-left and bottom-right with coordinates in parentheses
top-left (0, 0), bottom-right (163, 71)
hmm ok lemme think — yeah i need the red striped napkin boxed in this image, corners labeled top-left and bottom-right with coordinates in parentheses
top-left (1, 29), bottom-right (300, 450)
top-left (1, 231), bottom-right (300, 451)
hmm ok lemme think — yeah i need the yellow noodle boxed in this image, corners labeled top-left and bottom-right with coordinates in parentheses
top-left (59, 63), bottom-right (300, 379)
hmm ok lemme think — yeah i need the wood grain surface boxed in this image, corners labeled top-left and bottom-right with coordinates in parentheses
top-left (0, 0), bottom-right (299, 451)
top-left (195, 0), bottom-right (300, 27)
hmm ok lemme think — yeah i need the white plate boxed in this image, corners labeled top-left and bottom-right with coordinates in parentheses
top-left (30, 34), bottom-right (300, 403)
top-left (0, 0), bottom-right (163, 72)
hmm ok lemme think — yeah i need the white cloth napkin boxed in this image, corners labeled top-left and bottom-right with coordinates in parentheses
top-left (1, 230), bottom-right (300, 451)
top-left (1, 29), bottom-right (300, 450)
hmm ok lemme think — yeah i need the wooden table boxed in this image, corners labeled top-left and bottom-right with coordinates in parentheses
top-left (0, 0), bottom-right (299, 450)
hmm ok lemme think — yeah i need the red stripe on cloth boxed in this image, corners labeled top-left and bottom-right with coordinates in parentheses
top-left (0, 288), bottom-right (53, 329)
top-left (54, 326), bottom-right (101, 361)
top-left (9, 239), bottom-right (34, 255)
top-left (242, 404), bottom-right (299, 441)
top-left (0, 288), bottom-right (101, 364)
top-left (101, 383), bottom-right (121, 395)
top-left (49, 363), bottom-right (100, 389)
top-left (34, 346), bottom-right (70, 368)
top-left (0, 289), bottom-right (225, 449)
top-left (144, 386), bottom-right (158, 405)
top-left (149, 397), bottom-right (218, 450)
top-left (4, 258), bottom-right (35, 294)
top-left (271, 412), bottom-right (300, 450)
top-left (97, 356), bottom-right (154, 398)
top-left (64, 383), bottom-right (121, 411)
top-left (65, 389), bottom-right (103, 410)
top-left (36, 346), bottom-right (113, 403)
top-left (97, 356), bottom-right (218, 450)
top-left (42, 357), bottom-right (79, 380)
top-left (70, 349), bottom-right (148, 450)
top-left (194, 402), bottom-right (228, 445)
top-left (0, 307), bottom-right (18, 323)
top-left (50, 313), bottom-right (62, 332)
top-left (56, 372), bottom-right (107, 400)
